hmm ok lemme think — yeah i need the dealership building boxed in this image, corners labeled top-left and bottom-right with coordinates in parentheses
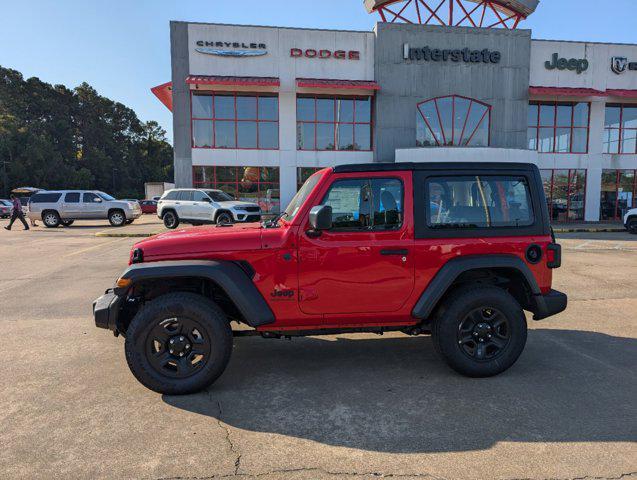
top-left (152, 0), bottom-right (637, 222)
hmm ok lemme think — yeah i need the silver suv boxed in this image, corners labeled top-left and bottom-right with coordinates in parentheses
top-left (157, 189), bottom-right (261, 229)
top-left (27, 191), bottom-right (142, 227)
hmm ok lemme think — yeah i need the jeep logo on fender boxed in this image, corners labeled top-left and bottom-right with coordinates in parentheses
top-left (545, 53), bottom-right (589, 74)
top-left (271, 289), bottom-right (294, 299)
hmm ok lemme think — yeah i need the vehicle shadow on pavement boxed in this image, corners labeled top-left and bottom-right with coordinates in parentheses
top-left (163, 329), bottom-right (637, 453)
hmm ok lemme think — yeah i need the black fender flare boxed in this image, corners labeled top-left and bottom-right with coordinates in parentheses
top-left (118, 260), bottom-right (275, 327)
top-left (411, 255), bottom-right (541, 320)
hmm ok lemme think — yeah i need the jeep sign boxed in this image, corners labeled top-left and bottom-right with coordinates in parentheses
top-left (545, 53), bottom-right (589, 74)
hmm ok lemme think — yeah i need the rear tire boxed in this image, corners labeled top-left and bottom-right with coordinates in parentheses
top-left (124, 293), bottom-right (233, 395)
top-left (108, 209), bottom-right (126, 227)
top-left (42, 210), bottom-right (61, 228)
top-left (627, 218), bottom-right (637, 234)
top-left (163, 210), bottom-right (179, 229)
top-left (431, 286), bottom-right (527, 378)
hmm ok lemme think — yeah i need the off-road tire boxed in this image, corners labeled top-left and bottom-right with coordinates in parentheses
top-left (431, 286), bottom-right (527, 378)
top-left (627, 218), bottom-right (637, 234)
top-left (124, 292), bottom-right (233, 395)
top-left (163, 210), bottom-right (179, 229)
top-left (108, 209), bottom-right (126, 227)
top-left (215, 211), bottom-right (233, 225)
top-left (42, 210), bottom-right (61, 228)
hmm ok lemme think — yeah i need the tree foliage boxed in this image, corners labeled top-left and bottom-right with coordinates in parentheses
top-left (0, 66), bottom-right (173, 198)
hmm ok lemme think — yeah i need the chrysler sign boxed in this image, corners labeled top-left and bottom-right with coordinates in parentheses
top-left (195, 40), bottom-right (267, 57)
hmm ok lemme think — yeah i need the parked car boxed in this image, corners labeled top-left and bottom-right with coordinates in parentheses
top-left (140, 200), bottom-right (158, 215)
top-left (0, 199), bottom-right (12, 218)
top-left (27, 190), bottom-right (142, 227)
top-left (157, 188), bottom-right (261, 229)
top-left (94, 162), bottom-right (567, 395)
top-left (624, 208), bottom-right (637, 234)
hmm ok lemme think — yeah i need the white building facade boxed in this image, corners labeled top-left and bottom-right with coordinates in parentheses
top-left (154, 16), bottom-right (637, 223)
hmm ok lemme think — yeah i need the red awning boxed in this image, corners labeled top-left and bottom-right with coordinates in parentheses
top-left (606, 89), bottom-right (637, 98)
top-left (297, 78), bottom-right (381, 91)
top-left (186, 75), bottom-right (280, 87)
top-left (151, 82), bottom-right (173, 112)
top-left (529, 86), bottom-right (607, 97)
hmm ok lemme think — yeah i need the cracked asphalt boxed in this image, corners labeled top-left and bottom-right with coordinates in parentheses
top-left (0, 219), bottom-right (635, 480)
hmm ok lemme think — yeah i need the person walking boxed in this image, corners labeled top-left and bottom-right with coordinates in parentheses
top-left (4, 194), bottom-right (29, 231)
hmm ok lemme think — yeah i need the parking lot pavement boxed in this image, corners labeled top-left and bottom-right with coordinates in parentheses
top-left (0, 228), bottom-right (635, 480)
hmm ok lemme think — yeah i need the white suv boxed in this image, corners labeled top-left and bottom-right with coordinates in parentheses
top-left (157, 189), bottom-right (261, 229)
top-left (624, 208), bottom-right (637, 234)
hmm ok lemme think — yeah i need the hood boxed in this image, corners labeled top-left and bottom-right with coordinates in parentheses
top-left (135, 222), bottom-right (263, 261)
top-left (218, 200), bottom-right (259, 209)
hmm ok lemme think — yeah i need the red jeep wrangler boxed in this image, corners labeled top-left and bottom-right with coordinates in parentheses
top-left (94, 162), bottom-right (566, 395)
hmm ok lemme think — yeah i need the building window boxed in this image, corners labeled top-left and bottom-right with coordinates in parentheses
top-left (416, 95), bottom-right (491, 147)
top-left (600, 170), bottom-right (637, 221)
top-left (192, 166), bottom-right (280, 214)
top-left (191, 92), bottom-right (279, 150)
top-left (603, 105), bottom-right (637, 154)
top-left (541, 169), bottom-right (586, 223)
top-left (528, 102), bottom-right (590, 153)
top-left (296, 96), bottom-right (372, 151)
top-left (297, 167), bottom-right (322, 190)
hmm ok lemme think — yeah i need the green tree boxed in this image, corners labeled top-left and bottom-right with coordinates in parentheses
top-left (0, 66), bottom-right (173, 198)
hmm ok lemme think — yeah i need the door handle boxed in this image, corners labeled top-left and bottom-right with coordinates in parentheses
top-left (380, 249), bottom-right (409, 256)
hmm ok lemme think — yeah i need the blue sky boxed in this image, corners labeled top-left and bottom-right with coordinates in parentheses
top-left (1, 0), bottom-right (635, 142)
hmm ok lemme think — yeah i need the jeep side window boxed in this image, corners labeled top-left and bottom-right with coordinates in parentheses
top-left (64, 193), bottom-right (80, 203)
top-left (192, 191), bottom-right (208, 202)
top-left (177, 191), bottom-right (194, 201)
top-left (321, 178), bottom-right (403, 231)
top-left (426, 176), bottom-right (534, 228)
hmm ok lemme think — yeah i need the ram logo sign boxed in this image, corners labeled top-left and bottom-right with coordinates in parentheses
top-left (611, 57), bottom-right (628, 74)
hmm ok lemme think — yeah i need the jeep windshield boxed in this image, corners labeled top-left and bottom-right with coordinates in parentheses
top-left (282, 171), bottom-right (322, 222)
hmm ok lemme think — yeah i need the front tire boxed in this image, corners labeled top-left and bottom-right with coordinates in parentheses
top-left (42, 210), bottom-right (61, 228)
top-left (124, 293), bottom-right (233, 395)
top-left (432, 286), bottom-right (527, 378)
top-left (215, 211), bottom-right (233, 225)
top-left (108, 209), bottom-right (126, 227)
top-left (163, 210), bottom-right (179, 229)
top-left (627, 218), bottom-right (637, 234)
top-left (61, 219), bottom-right (74, 227)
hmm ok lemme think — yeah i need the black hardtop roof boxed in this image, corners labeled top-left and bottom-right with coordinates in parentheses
top-left (333, 162), bottom-right (538, 173)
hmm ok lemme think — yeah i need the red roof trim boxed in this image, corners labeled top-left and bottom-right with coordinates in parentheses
top-left (529, 86), bottom-right (607, 97)
top-left (297, 78), bottom-right (381, 91)
top-left (151, 81), bottom-right (173, 112)
top-left (606, 89), bottom-right (637, 99)
top-left (186, 75), bottom-right (280, 87)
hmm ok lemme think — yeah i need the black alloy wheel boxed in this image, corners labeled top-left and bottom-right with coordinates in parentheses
top-left (145, 317), bottom-right (212, 379)
top-left (457, 307), bottom-right (510, 361)
top-left (163, 211), bottom-right (179, 229)
top-left (216, 212), bottom-right (233, 225)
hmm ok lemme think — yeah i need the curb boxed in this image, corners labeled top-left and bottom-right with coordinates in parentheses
top-left (94, 232), bottom-right (159, 238)
top-left (554, 228), bottom-right (625, 233)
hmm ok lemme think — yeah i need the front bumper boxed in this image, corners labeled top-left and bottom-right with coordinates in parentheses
top-left (532, 289), bottom-right (567, 320)
top-left (232, 211), bottom-right (262, 223)
top-left (93, 289), bottom-right (123, 332)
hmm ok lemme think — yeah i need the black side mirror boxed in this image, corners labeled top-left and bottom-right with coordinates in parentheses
top-left (308, 205), bottom-right (332, 235)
